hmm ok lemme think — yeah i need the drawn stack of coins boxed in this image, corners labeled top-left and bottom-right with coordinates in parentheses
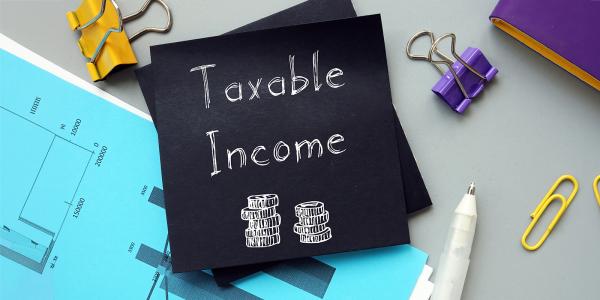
top-left (293, 201), bottom-right (332, 244)
top-left (241, 194), bottom-right (281, 248)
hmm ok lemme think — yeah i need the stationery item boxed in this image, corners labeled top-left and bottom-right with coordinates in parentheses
top-left (490, 0), bottom-right (600, 91)
top-left (150, 15), bottom-right (410, 272)
top-left (138, 73), bottom-right (433, 279)
top-left (0, 33), bottom-right (167, 299)
top-left (594, 175), bottom-right (600, 207)
top-left (135, 0), bottom-right (431, 285)
top-left (406, 31), bottom-right (497, 113)
top-left (521, 175), bottom-right (578, 251)
top-left (0, 34), bottom-right (431, 300)
top-left (431, 183), bottom-right (477, 300)
top-left (66, 0), bottom-right (172, 81)
top-left (137, 68), bottom-right (432, 284)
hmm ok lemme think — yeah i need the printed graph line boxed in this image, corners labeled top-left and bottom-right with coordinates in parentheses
top-left (14, 134), bottom-right (94, 243)
top-left (54, 150), bottom-right (94, 241)
top-left (0, 105), bottom-right (94, 153)
top-left (17, 217), bottom-right (54, 237)
top-left (19, 135), bottom-right (56, 218)
top-left (0, 105), bottom-right (95, 274)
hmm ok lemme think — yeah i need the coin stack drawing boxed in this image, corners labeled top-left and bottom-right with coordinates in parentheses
top-left (293, 201), bottom-right (332, 244)
top-left (241, 194), bottom-right (281, 248)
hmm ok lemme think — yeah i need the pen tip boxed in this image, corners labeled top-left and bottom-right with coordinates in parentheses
top-left (467, 182), bottom-right (476, 195)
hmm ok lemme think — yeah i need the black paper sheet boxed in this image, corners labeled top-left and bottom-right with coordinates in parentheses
top-left (135, 0), bottom-right (431, 284)
top-left (150, 14), bottom-right (411, 272)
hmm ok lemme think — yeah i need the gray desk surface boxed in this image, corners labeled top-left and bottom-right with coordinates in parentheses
top-left (1, 0), bottom-right (599, 299)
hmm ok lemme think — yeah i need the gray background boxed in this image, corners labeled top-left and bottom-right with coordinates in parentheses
top-left (1, 0), bottom-right (599, 299)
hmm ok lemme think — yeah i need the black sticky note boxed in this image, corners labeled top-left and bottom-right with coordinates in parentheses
top-left (149, 15), bottom-right (411, 272)
top-left (136, 0), bottom-right (430, 284)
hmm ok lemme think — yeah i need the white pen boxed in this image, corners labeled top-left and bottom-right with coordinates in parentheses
top-left (431, 182), bottom-right (477, 300)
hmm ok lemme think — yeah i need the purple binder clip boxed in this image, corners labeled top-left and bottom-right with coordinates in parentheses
top-left (406, 31), bottom-right (498, 113)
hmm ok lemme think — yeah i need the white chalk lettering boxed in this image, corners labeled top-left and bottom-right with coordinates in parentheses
top-left (326, 68), bottom-right (345, 88)
top-left (248, 78), bottom-right (262, 100)
top-left (196, 51), bottom-right (351, 177)
top-left (295, 139), bottom-right (323, 162)
top-left (227, 148), bottom-right (247, 169)
top-left (251, 146), bottom-right (269, 166)
top-left (274, 141), bottom-right (291, 162)
top-left (268, 77), bottom-right (285, 96)
top-left (207, 131), bottom-right (347, 176)
top-left (190, 64), bottom-right (216, 109)
top-left (327, 134), bottom-right (346, 154)
top-left (206, 130), bottom-right (221, 176)
top-left (190, 52), bottom-right (345, 105)
top-left (225, 82), bottom-right (242, 102)
top-left (289, 55), bottom-right (309, 95)
top-left (312, 50), bottom-right (322, 91)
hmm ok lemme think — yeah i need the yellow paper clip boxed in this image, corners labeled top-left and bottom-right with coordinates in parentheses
top-left (521, 174), bottom-right (578, 251)
top-left (66, 0), bottom-right (172, 81)
top-left (594, 175), bottom-right (600, 207)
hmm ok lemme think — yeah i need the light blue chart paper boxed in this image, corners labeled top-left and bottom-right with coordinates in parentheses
top-left (0, 36), bottom-right (169, 299)
top-left (0, 35), bottom-right (427, 300)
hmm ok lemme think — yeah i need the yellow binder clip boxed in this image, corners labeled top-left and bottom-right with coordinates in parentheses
top-left (521, 175), bottom-right (578, 251)
top-left (594, 175), bottom-right (600, 207)
top-left (66, 0), bottom-right (172, 81)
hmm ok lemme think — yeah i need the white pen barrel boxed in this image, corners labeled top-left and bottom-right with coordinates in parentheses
top-left (432, 253), bottom-right (470, 300)
top-left (432, 193), bottom-right (477, 300)
top-left (445, 212), bottom-right (476, 257)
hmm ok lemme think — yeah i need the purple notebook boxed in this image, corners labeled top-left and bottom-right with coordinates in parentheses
top-left (490, 0), bottom-right (600, 91)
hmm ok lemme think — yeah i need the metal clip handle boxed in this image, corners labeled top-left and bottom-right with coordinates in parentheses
top-left (406, 31), bottom-right (487, 100)
top-left (430, 33), bottom-right (486, 80)
top-left (406, 31), bottom-right (435, 62)
top-left (122, 0), bottom-right (172, 42)
top-left (74, 0), bottom-right (113, 30)
top-left (74, 0), bottom-right (172, 63)
top-left (521, 175), bottom-right (578, 251)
